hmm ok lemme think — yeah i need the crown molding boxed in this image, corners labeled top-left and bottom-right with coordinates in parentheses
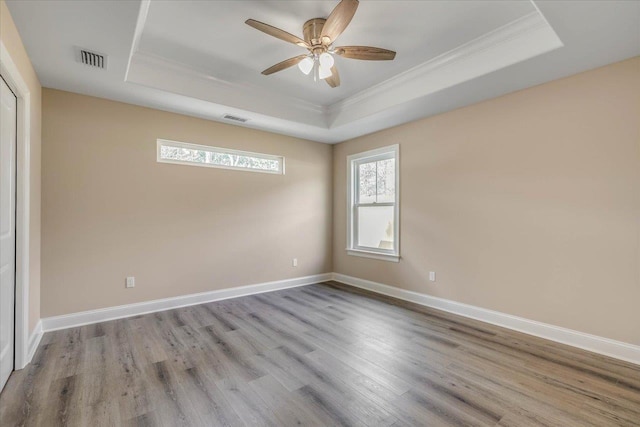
top-left (124, 0), bottom-right (150, 82)
top-left (124, 1), bottom-right (328, 126)
top-left (11, 0), bottom-right (639, 144)
top-left (124, 4), bottom-right (562, 135)
top-left (326, 11), bottom-right (563, 128)
top-left (127, 50), bottom-right (327, 127)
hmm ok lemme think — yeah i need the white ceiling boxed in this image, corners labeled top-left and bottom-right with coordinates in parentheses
top-left (140, 1), bottom-right (535, 106)
top-left (6, 1), bottom-right (640, 143)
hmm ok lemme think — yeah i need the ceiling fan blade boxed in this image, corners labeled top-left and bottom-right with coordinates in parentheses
top-left (325, 65), bottom-right (340, 88)
top-left (246, 19), bottom-right (309, 48)
top-left (334, 46), bottom-right (396, 60)
top-left (320, 0), bottom-right (359, 45)
top-left (261, 55), bottom-right (308, 75)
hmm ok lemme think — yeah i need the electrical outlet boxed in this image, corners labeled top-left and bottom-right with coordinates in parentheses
top-left (126, 276), bottom-right (135, 288)
top-left (429, 271), bottom-right (436, 282)
top-left (292, 258), bottom-right (298, 267)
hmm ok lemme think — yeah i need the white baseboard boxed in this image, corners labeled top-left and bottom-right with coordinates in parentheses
top-left (23, 320), bottom-right (43, 368)
top-left (34, 271), bottom-right (639, 366)
top-left (41, 273), bottom-right (332, 332)
top-left (332, 273), bottom-right (640, 365)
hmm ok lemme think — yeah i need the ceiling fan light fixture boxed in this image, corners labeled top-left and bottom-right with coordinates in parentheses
top-left (246, 0), bottom-right (396, 88)
top-left (318, 64), bottom-right (333, 80)
top-left (319, 52), bottom-right (334, 69)
top-left (298, 56), bottom-right (314, 75)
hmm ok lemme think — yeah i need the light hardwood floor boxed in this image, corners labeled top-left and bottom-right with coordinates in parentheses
top-left (1, 281), bottom-right (639, 426)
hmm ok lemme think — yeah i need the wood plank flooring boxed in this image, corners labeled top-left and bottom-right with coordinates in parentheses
top-left (1, 281), bottom-right (639, 426)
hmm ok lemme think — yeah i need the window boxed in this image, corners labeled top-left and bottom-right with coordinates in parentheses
top-left (347, 144), bottom-right (399, 262)
top-left (157, 139), bottom-right (284, 174)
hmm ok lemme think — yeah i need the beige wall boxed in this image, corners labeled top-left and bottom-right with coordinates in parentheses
top-left (41, 89), bottom-right (332, 317)
top-left (40, 56), bottom-right (639, 345)
top-left (1, 0), bottom-right (41, 333)
top-left (333, 57), bottom-right (640, 345)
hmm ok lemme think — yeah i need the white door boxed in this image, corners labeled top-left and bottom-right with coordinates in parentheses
top-left (0, 76), bottom-right (17, 392)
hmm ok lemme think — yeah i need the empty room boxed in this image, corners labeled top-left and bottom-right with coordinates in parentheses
top-left (1, 0), bottom-right (639, 425)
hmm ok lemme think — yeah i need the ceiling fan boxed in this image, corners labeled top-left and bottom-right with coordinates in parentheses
top-left (245, 0), bottom-right (396, 88)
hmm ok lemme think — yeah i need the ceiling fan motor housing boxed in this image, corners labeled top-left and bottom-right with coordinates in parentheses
top-left (303, 18), bottom-right (328, 52)
top-left (245, 0), bottom-right (395, 88)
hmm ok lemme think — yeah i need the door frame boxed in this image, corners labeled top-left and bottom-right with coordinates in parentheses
top-left (0, 40), bottom-right (33, 370)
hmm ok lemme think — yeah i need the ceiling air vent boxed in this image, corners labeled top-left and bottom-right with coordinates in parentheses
top-left (223, 114), bottom-right (249, 123)
top-left (75, 47), bottom-right (107, 69)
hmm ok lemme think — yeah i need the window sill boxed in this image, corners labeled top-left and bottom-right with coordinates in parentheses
top-left (346, 249), bottom-right (400, 263)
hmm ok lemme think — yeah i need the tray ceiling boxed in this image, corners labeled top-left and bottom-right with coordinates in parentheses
top-left (6, 1), bottom-right (640, 143)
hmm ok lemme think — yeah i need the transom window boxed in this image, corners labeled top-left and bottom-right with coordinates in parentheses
top-left (347, 144), bottom-right (399, 262)
top-left (157, 139), bottom-right (284, 174)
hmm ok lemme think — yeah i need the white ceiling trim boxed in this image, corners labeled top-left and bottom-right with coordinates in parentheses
top-left (8, 0), bottom-right (638, 144)
top-left (127, 50), bottom-right (326, 127)
top-left (124, 0), bottom-right (150, 82)
top-left (124, 5), bottom-right (562, 133)
top-left (125, 0), bottom-right (327, 128)
top-left (327, 11), bottom-right (563, 127)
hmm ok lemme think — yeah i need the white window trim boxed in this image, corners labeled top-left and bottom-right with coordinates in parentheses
top-left (157, 139), bottom-right (285, 175)
top-left (346, 144), bottom-right (400, 262)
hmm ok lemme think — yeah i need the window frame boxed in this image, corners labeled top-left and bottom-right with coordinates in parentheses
top-left (346, 144), bottom-right (400, 262)
top-left (156, 139), bottom-right (285, 175)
